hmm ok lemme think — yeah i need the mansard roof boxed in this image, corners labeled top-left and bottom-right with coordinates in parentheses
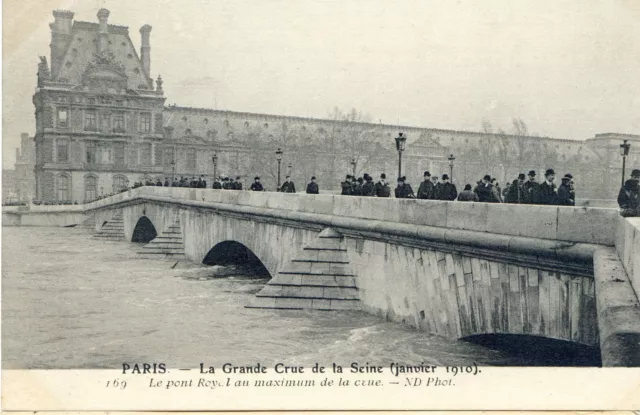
top-left (53, 21), bottom-right (152, 90)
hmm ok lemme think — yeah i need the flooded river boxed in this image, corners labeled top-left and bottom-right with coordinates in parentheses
top-left (2, 226), bottom-right (595, 369)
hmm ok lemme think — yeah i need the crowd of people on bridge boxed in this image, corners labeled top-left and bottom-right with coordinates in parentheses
top-left (106, 165), bottom-right (640, 217)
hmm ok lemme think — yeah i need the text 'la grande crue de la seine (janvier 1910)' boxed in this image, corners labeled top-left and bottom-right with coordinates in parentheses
top-left (102, 362), bottom-right (483, 390)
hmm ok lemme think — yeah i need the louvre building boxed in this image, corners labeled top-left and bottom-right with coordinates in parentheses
top-left (33, 9), bottom-right (639, 203)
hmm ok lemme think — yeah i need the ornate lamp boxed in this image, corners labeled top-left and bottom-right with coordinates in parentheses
top-left (275, 148), bottom-right (283, 189)
top-left (395, 132), bottom-right (407, 177)
top-left (620, 139), bottom-right (631, 186)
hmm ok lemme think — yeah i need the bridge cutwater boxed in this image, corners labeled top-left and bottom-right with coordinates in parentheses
top-left (4, 187), bottom-right (640, 366)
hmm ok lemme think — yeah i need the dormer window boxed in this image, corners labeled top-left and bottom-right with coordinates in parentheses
top-left (57, 107), bottom-right (68, 127)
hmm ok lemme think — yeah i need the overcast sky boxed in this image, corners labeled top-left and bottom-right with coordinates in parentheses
top-left (3, 0), bottom-right (640, 168)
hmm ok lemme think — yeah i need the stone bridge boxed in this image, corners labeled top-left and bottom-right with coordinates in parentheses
top-left (4, 187), bottom-right (640, 365)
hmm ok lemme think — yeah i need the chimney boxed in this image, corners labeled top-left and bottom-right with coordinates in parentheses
top-left (140, 24), bottom-right (152, 77)
top-left (50, 10), bottom-right (74, 78)
top-left (97, 8), bottom-right (110, 54)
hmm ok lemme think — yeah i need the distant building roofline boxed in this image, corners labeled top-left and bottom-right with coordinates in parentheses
top-left (164, 104), bottom-right (588, 144)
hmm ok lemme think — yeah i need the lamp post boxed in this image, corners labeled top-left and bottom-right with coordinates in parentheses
top-left (395, 132), bottom-right (407, 178)
top-left (448, 154), bottom-right (456, 183)
top-left (211, 153), bottom-right (218, 184)
top-left (170, 160), bottom-right (176, 186)
top-left (276, 148), bottom-right (283, 189)
top-left (620, 139), bottom-right (631, 186)
top-left (350, 158), bottom-right (356, 178)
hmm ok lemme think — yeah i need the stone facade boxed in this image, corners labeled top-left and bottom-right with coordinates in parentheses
top-left (33, 9), bottom-right (640, 202)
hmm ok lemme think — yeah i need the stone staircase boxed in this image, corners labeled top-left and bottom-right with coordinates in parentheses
top-left (137, 221), bottom-right (186, 259)
top-left (93, 211), bottom-right (125, 241)
top-left (247, 228), bottom-right (360, 310)
top-left (78, 214), bottom-right (96, 232)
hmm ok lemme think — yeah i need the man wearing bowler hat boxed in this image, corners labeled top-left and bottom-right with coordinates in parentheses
top-left (306, 176), bottom-right (319, 194)
top-left (557, 175), bottom-right (575, 206)
top-left (417, 171), bottom-right (435, 200)
top-left (438, 174), bottom-right (458, 201)
top-left (538, 168), bottom-right (557, 205)
top-left (250, 176), bottom-right (264, 191)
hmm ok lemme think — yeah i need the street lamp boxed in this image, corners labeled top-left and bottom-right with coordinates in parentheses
top-left (395, 132), bottom-right (407, 178)
top-left (620, 139), bottom-right (631, 186)
top-left (275, 148), bottom-right (283, 189)
top-left (211, 153), bottom-right (218, 184)
top-left (350, 158), bottom-right (356, 178)
top-left (448, 154), bottom-right (456, 183)
top-left (170, 160), bottom-right (176, 186)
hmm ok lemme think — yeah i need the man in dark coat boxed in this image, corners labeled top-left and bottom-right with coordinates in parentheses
top-left (341, 175), bottom-right (352, 195)
top-left (523, 170), bottom-right (540, 204)
top-left (306, 176), bottom-right (319, 194)
top-left (164, 177), bottom-right (170, 187)
top-left (250, 177), bottom-right (264, 191)
top-left (475, 175), bottom-right (495, 203)
top-left (374, 173), bottom-right (391, 197)
top-left (618, 179), bottom-right (640, 217)
top-left (432, 175), bottom-right (441, 200)
top-left (417, 171), bottom-right (435, 200)
top-left (438, 174), bottom-right (457, 201)
top-left (564, 173), bottom-right (575, 202)
top-left (352, 177), bottom-right (363, 196)
top-left (505, 173), bottom-right (526, 204)
top-left (156, 178), bottom-right (163, 186)
top-left (394, 176), bottom-right (415, 198)
top-left (538, 169), bottom-right (557, 205)
top-left (280, 175), bottom-right (296, 193)
top-left (212, 177), bottom-right (222, 189)
top-left (234, 176), bottom-right (243, 190)
top-left (361, 174), bottom-right (375, 196)
top-left (457, 184), bottom-right (478, 202)
top-left (556, 176), bottom-right (574, 206)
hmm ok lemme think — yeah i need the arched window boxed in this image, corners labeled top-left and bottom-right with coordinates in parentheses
top-left (112, 175), bottom-right (128, 193)
top-left (55, 174), bottom-right (70, 201)
top-left (85, 175), bottom-right (97, 202)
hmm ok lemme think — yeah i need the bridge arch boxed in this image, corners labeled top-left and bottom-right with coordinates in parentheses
top-left (131, 216), bottom-right (158, 243)
top-left (202, 240), bottom-right (270, 278)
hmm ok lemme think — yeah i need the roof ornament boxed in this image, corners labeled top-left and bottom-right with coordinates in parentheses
top-left (37, 56), bottom-right (51, 87)
top-left (88, 50), bottom-right (125, 73)
top-left (156, 74), bottom-right (163, 93)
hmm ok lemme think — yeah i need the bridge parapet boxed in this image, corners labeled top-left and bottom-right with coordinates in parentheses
top-left (94, 186), bottom-right (618, 246)
top-left (616, 217), bottom-right (640, 294)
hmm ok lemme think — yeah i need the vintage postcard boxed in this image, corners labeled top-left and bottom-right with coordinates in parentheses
top-left (2, 0), bottom-right (639, 411)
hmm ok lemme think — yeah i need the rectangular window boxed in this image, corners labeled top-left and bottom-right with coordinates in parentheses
top-left (140, 143), bottom-right (152, 165)
top-left (57, 108), bottom-right (68, 127)
top-left (86, 141), bottom-right (97, 164)
top-left (113, 112), bottom-right (125, 132)
top-left (163, 147), bottom-right (175, 167)
top-left (113, 142), bottom-right (125, 167)
top-left (85, 110), bottom-right (97, 131)
top-left (187, 148), bottom-right (196, 170)
top-left (140, 113), bottom-right (151, 132)
top-left (56, 138), bottom-right (69, 162)
top-left (56, 175), bottom-right (69, 201)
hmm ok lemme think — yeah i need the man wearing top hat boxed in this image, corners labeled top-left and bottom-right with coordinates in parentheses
top-left (437, 174), bottom-right (457, 201)
top-left (417, 171), bottom-right (435, 200)
top-left (306, 176), bottom-right (319, 194)
top-left (375, 173), bottom-right (391, 197)
top-left (475, 175), bottom-right (495, 203)
top-left (523, 170), bottom-right (540, 204)
top-left (538, 168), bottom-right (557, 205)
top-left (250, 176), bottom-right (264, 191)
top-left (505, 173), bottom-right (526, 204)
